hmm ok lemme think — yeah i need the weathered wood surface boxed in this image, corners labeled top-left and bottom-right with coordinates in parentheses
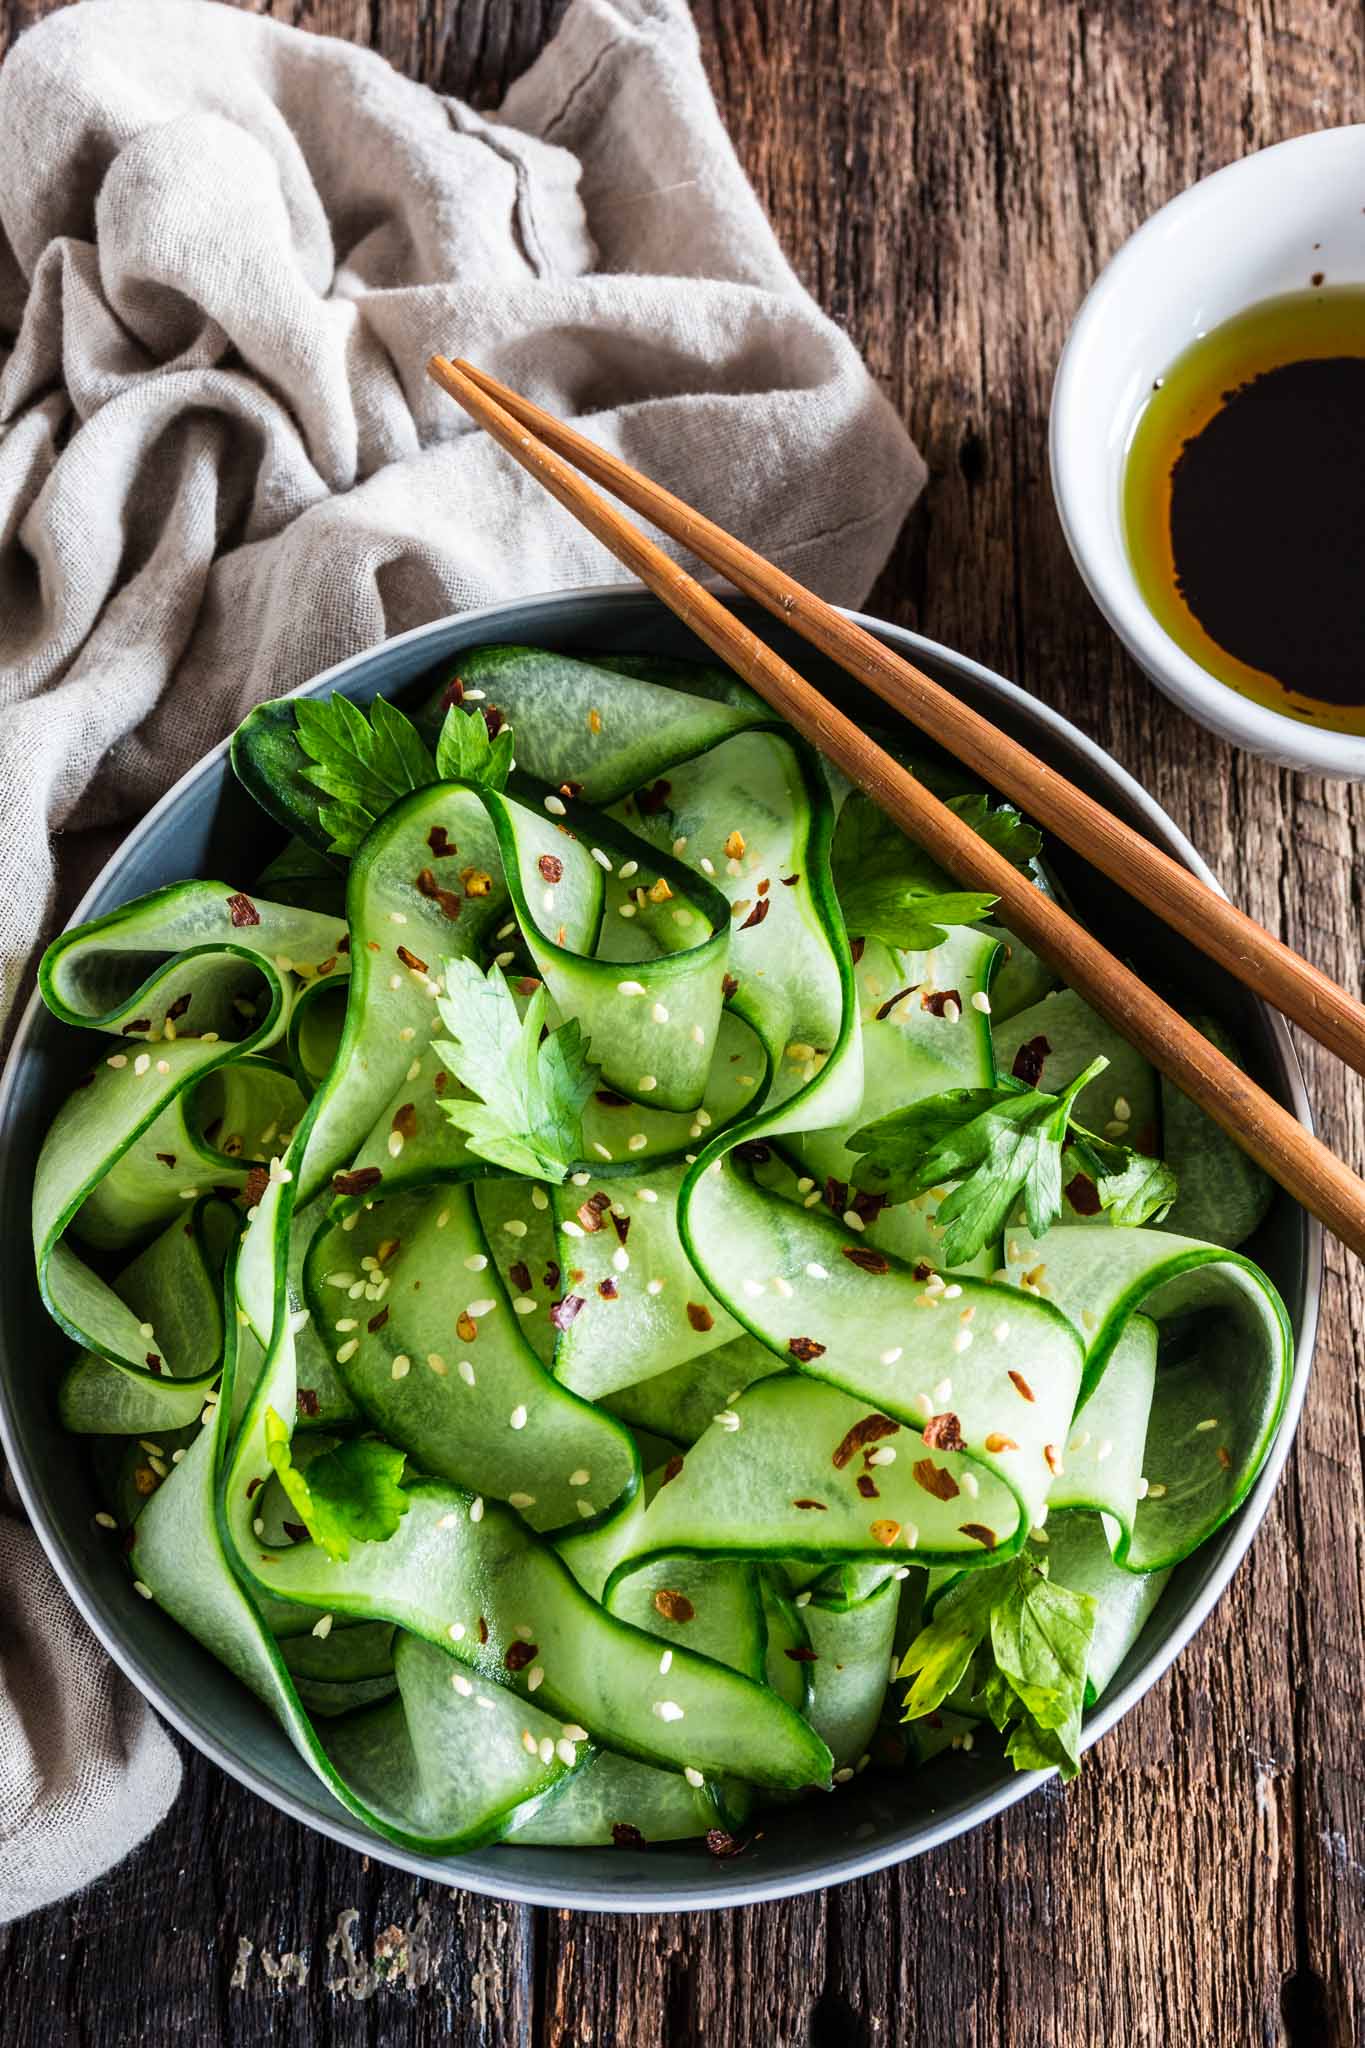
top-left (1, 1), bottom-right (1362, 2042)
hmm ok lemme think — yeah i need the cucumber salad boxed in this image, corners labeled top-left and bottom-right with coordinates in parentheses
top-left (32, 646), bottom-right (1292, 1855)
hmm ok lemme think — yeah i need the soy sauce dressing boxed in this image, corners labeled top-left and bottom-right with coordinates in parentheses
top-left (1123, 287), bottom-right (1365, 736)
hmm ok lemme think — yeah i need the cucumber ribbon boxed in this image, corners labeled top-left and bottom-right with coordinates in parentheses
top-left (31, 647), bottom-right (1291, 1846)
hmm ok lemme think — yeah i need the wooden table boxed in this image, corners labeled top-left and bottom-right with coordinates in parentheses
top-left (1, 2), bottom-right (1361, 2041)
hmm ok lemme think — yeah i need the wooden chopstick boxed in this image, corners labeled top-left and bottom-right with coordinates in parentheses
top-left (446, 355), bottom-right (1365, 1086)
top-left (427, 352), bottom-right (1365, 1259)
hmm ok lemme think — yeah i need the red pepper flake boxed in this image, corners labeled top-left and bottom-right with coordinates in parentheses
top-left (612, 1822), bottom-right (647, 1849)
top-left (739, 898), bottom-right (770, 930)
top-left (856, 1474), bottom-right (880, 1499)
top-left (637, 779), bottom-right (671, 816)
top-left (367, 1307), bottom-right (390, 1334)
top-left (282, 1522), bottom-right (309, 1544)
top-left (1011, 1034), bottom-right (1051, 1086)
top-left (869, 1518), bottom-right (902, 1547)
top-left (559, 780), bottom-right (583, 799)
top-left (842, 1245), bottom-right (890, 1276)
top-left (226, 892), bottom-right (260, 927)
top-left (1133, 1122), bottom-right (1160, 1157)
top-left (1065, 1172), bottom-right (1102, 1216)
top-left (705, 1829), bottom-right (745, 1859)
top-left (477, 1616), bottom-right (489, 1644)
top-left (823, 1175), bottom-right (849, 1215)
top-left (984, 1432), bottom-right (1018, 1453)
top-left (316, 956), bottom-right (337, 976)
top-left (509, 1261), bottom-right (532, 1295)
top-left (456, 1311), bottom-right (478, 1343)
top-left (921, 988), bottom-right (963, 1018)
top-left (296, 1387), bottom-right (321, 1417)
top-left (787, 1335), bottom-right (825, 1361)
top-left (1217, 1445), bottom-right (1232, 1471)
top-left (74, 1074), bottom-right (95, 1090)
top-left (792, 1498), bottom-right (828, 1511)
top-left (240, 1164), bottom-right (270, 1208)
top-left (598, 1277), bottom-right (620, 1301)
top-left (427, 824), bottom-right (457, 857)
top-left (460, 866), bottom-right (493, 897)
top-left (661, 1455), bottom-right (685, 1486)
top-left (577, 1193), bottom-right (612, 1233)
top-left (165, 993), bottom-right (192, 1021)
top-left (155, 1152), bottom-right (177, 1169)
top-left (781, 874), bottom-right (800, 888)
top-left (912, 1261), bottom-right (935, 1282)
top-left (392, 1102), bottom-right (418, 1139)
top-left (549, 1295), bottom-right (585, 1333)
top-left (1043, 1443), bottom-right (1062, 1475)
top-left (875, 984), bottom-right (920, 1021)
top-left (542, 1260), bottom-right (561, 1291)
top-left (396, 945), bottom-right (429, 973)
top-left (849, 936), bottom-right (865, 964)
top-left (832, 1413), bottom-right (900, 1469)
top-left (653, 1589), bottom-right (696, 1623)
top-left (145, 1353), bottom-right (162, 1373)
top-left (121, 1018), bottom-right (152, 1036)
top-left (482, 704), bottom-right (505, 740)
top-left (756, 878), bottom-right (770, 897)
top-left (784, 1644), bottom-right (819, 1662)
top-left (922, 1413), bottom-right (966, 1453)
top-left (337, 935), bottom-right (351, 954)
top-left (959, 1523), bottom-right (998, 1550)
top-left (851, 1190), bottom-right (888, 1226)
top-left (686, 1303), bottom-right (715, 1333)
top-left (721, 973), bottom-right (739, 1000)
top-left (416, 867), bottom-right (462, 920)
top-left (912, 1459), bottom-right (960, 1502)
top-left (333, 1166), bottom-right (383, 1198)
top-left (504, 1640), bottom-right (538, 1673)
top-left (246, 1476), bottom-right (263, 1499)
top-left (538, 853), bottom-right (564, 884)
top-left (733, 1141), bottom-right (771, 1164)
top-left (1007, 1370), bottom-right (1036, 1403)
top-left (433, 1072), bottom-right (449, 1095)
top-left (594, 1090), bottom-right (630, 1108)
top-left (441, 675), bottom-right (465, 710)
top-left (610, 1211), bottom-right (631, 1247)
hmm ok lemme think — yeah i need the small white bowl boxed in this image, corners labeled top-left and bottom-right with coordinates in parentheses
top-left (1050, 125), bottom-right (1365, 776)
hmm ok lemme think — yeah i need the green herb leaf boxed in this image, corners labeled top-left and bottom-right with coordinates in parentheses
top-left (1067, 1135), bottom-right (1179, 1228)
top-left (848, 1057), bottom-right (1109, 1264)
top-left (830, 789), bottom-right (1039, 952)
top-left (897, 1554), bottom-right (1096, 1780)
top-left (432, 959), bottom-right (594, 1182)
top-left (263, 1409), bottom-right (409, 1562)
top-left (435, 703), bottom-right (515, 791)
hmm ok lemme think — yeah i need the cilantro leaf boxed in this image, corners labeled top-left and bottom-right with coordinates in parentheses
top-left (1066, 1135), bottom-right (1179, 1228)
top-left (293, 694), bottom-right (515, 856)
top-left (263, 1408), bottom-right (409, 1562)
top-left (848, 1057), bottom-right (1109, 1263)
top-left (897, 1555), bottom-right (1096, 1780)
top-left (435, 703), bottom-right (515, 791)
top-left (830, 789), bottom-right (1040, 953)
top-left (432, 959), bottom-right (594, 1182)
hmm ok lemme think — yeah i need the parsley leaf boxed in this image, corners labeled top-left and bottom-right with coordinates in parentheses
top-left (263, 1408), bottom-right (409, 1562)
top-left (830, 790), bottom-right (1040, 953)
top-left (432, 958), bottom-right (595, 1182)
top-left (849, 1054), bottom-right (1177, 1263)
top-left (897, 1554), bottom-right (1097, 1780)
top-left (294, 694), bottom-right (515, 856)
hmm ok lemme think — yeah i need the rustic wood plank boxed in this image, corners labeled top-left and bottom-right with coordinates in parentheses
top-left (1, 0), bottom-right (1362, 2040)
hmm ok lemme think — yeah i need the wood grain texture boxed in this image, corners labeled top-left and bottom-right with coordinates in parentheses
top-left (1, 1), bottom-right (1362, 2043)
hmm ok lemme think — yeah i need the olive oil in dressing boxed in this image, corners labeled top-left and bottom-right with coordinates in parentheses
top-left (1123, 288), bottom-right (1365, 736)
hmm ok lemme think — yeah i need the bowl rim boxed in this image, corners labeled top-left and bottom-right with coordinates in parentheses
top-left (0, 585), bottom-right (1321, 1911)
top-left (1049, 122), bottom-right (1365, 776)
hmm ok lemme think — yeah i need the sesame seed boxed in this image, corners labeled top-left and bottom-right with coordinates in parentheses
top-left (387, 1132), bottom-right (404, 1158)
top-left (933, 1377), bottom-right (953, 1402)
top-left (651, 1001), bottom-right (670, 1023)
top-left (311, 1613), bottom-right (334, 1640)
top-left (868, 1446), bottom-right (897, 1468)
top-left (494, 951), bottom-right (515, 969)
top-left (684, 1766), bottom-right (705, 1788)
top-left (618, 979), bottom-right (646, 997)
top-left (1136, 1476), bottom-right (1150, 1499)
top-left (833, 1767), bottom-right (854, 1784)
top-left (1147, 1482), bottom-right (1168, 1499)
top-left (637, 1075), bottom-right (657, 1092)
top-left (942, 1283), bottom-right (962, 1299)
top-left (336, 1339), bottom-right (358, 1363)
top-left (437, 1512), bottom-right (459, 1529)
top-left (787, 1041), bottom-right (816, 1062)
top-left (544, 794), bottom-right (566, 816)
top-left (107, 1054), bottom-right (128, 1069)
top-left (464, 1253), bottom-right (489, 1272)
top-left (652, 1700), bottom-right (684, 1722)
top-left (1096, 1439), bottom-right (1114, 1462)
top-left (467, 1298), bottom-right (497, 1317)
top-left (628, 1133), bottom-right (648, 1151)
top-left (399, 1025), bottom-right (416, 1042)
top-left (531, 1186), bottom-right (548, 1210)
top-left (646, 1278), bottom-right (664, 1295)
top-left (155, 1058), bottom-right (170, 1075)
top-left (133, 1053), bottom-right (151, 1076)
top-left (771, 1274), bottom-right (793, 1298)
top-left (469, 1497), bottom-right (484, 1522)
top-left (803, 1191), bottom-right (822, 1208)
top-left (571, 1171), bottom-right (591, 1186)
top-left (794, 1591), bottom-right (812, 1608)
top-left (971, 991), bottom-right (992, 1014)
top-left (94, 1511), bottom-right (117, 1530)
top-left (509, 1492), bottom-right (535, 1509)
top-left (253, 1518), bottom-right (265, 1537)
top-left (691, 1024), bottom-right (706, 1046)
top-left (960, 1469), bottom-right (980, 1498)
top-left (458, 1360), bottom-right (475, 1386)
top-left (510, 1404), bottom-right (528, 1430)
top-left (504, 1218), bottom-right (528, 1239)
top-left (911, 1392), bottom-right (933, 1419)
top-left (659, 1649), bottom-right (674, 1674)
top-left (715, 1410), bottom-right (741, 1432)
top-left (842, 1209), bottom-right (865, 1231)
top-left (591, 847), bottom-right (613, 871)
top-left (536, 1735), bottom-right (555, 1764)
top-left (426, 1353), bottom-right (448, 1376)
top-left (133, 1581), bottom-right (154, 1600)
top-left (952, 1329), bottom-right (973, 1354)
top-left (592, 1142), bottom-right (613, 1160)
top-left (992, 1320), bottom-right (1010, 1342)
top-left (513, 1297), bottom-right (537, 1316)
top-left (879, 1345), bottom-right (902, 1365)
top-left (743, 1279), bottom-right (764, 1298)
top-left (1114, 1096), bottom-right (1131, 1119)
top-left (556, 1737), bottom-right (577, 1767)
top-left (903, 1522), bottom-right (920, 1548)
top-left (1196, 1417), bottom-right (1218, 1431)
top-left (639, 1188), bottom-right (658, 1203)
top-left (452, 1674), bottom-right (473, 1696)
top-left (521, 1731), bottom-right (538, 1755)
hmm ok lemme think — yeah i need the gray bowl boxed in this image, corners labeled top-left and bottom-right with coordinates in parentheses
top-left (0, 589), bottom-right (1319, 1911)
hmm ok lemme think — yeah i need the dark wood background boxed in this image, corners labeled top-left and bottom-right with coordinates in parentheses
top-left (2, 1), bottom-right (1362, 2041)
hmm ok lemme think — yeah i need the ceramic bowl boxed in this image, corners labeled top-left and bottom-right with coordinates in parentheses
top-left (1050, 123), bottom-right (1365, 775)
top-left (0, 588), bottom-right (1319, 1909)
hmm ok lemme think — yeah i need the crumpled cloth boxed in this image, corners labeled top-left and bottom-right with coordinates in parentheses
top-left (0, 0), bottom-right (924, 1918)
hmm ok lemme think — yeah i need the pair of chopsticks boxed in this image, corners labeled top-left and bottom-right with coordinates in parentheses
top-left (427, 352), bottom-right (1365, 1261)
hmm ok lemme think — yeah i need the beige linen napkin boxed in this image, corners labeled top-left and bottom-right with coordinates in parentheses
top-left (0, 0), bottom-right (924, 1917)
